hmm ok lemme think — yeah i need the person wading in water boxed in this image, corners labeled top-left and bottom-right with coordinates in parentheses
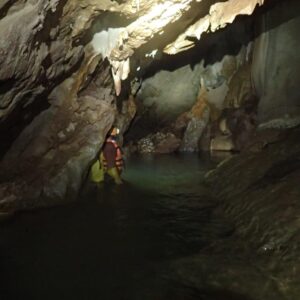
top-left (90, 127), bottom-right (124, 185)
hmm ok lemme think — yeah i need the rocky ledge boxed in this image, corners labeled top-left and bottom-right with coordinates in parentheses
top-left (165, 125), bottom-right (300, 300)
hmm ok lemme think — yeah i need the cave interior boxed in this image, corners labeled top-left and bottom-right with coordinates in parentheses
top-left (0, 0), bottom-right (300, 299)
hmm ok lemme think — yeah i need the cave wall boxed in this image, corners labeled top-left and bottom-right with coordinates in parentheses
top-left (130, 17), bottom-right (254, 151)
top-left (0, 53), bottom-right (116, 210)
top-left (132, 0), bottom-right (300, 152)
top-left (136, 64), bottom-right (202, 130)
top-left (0, 1), bottom-right (134, 210)
top-left (252, 0), bottom-right (300, 127)
top-left (0, 0), bottom-right (85, 155)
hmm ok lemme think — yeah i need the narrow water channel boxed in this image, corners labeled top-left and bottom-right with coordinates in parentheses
top-left (0, 154), bottom-right (236, 300)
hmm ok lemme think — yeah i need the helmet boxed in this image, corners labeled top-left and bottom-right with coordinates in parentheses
top-left (110, 127), bottom-right (120, 136)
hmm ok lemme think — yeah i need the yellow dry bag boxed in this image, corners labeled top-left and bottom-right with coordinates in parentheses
top-left (89, 159), bottom-right (104, 183)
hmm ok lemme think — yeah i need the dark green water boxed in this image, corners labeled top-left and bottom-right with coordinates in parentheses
top-left (0, 154), bottom-right (235, 300)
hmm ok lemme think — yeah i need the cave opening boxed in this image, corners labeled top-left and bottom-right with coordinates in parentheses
top-left (0, 0), bottom-right (300, 299)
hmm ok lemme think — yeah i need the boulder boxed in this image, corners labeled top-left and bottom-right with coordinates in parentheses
top-left (137, 132), bottom-right (181, 154)
top-left (210, 136), bottom-right (234, 152)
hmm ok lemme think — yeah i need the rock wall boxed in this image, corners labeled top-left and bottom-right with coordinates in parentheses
top-left (132, 18), bottom-right (255, 152)
top-left (202, 126), bottom-right (300, 299)
top-left (137, 64), bottom-right (202, 127)
top-left (132, 0), bottom-right (300, 152)
top-left (252, 0), bottom-right (300, 127)
top-left (0, 54), bottom-right (116, 211)
top-left (0, 0), bottom-right (85, 154)
top-left (0, 1), bottom-right (131, 210)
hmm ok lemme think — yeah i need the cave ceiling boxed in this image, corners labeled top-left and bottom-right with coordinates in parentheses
top-left (0, 0), bottom-right (266, 125)
top-left (79, 0), bottom-right (265, 94)
top-left (76, 0), bottom-right (264, 59)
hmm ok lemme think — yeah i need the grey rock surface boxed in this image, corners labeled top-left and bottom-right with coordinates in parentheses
top-left (0, 57), bottom-right (116, 210)
top-left (252, 0), bottom-right (300, 126)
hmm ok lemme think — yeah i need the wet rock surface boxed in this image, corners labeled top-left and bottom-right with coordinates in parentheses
top-left (163, 126), bottom-right (300, 299)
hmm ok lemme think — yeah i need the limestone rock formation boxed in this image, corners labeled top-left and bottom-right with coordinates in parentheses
top-left (164, 0), bottom-right (264, 54)
top-left (137, 64), bottom-right (202, 127)
top-left (252, 0), bottom-right (300, 126)
top-left (0, 53), bottom-right (116, 210)
top-left (0, 0), bottom-right (300, 210)
top-left (0, 0), bottom-right (84, 125)
top-left (179, 84), bottom-right (210, 152)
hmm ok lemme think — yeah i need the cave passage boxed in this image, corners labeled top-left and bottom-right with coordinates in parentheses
top-left (0, 0), bottom-right (300, 299)
top-left (0, 154), bottom-right (240, 300)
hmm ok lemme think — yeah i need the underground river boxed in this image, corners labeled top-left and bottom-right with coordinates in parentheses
top-left (0, 154), bottom-right (268, 300)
